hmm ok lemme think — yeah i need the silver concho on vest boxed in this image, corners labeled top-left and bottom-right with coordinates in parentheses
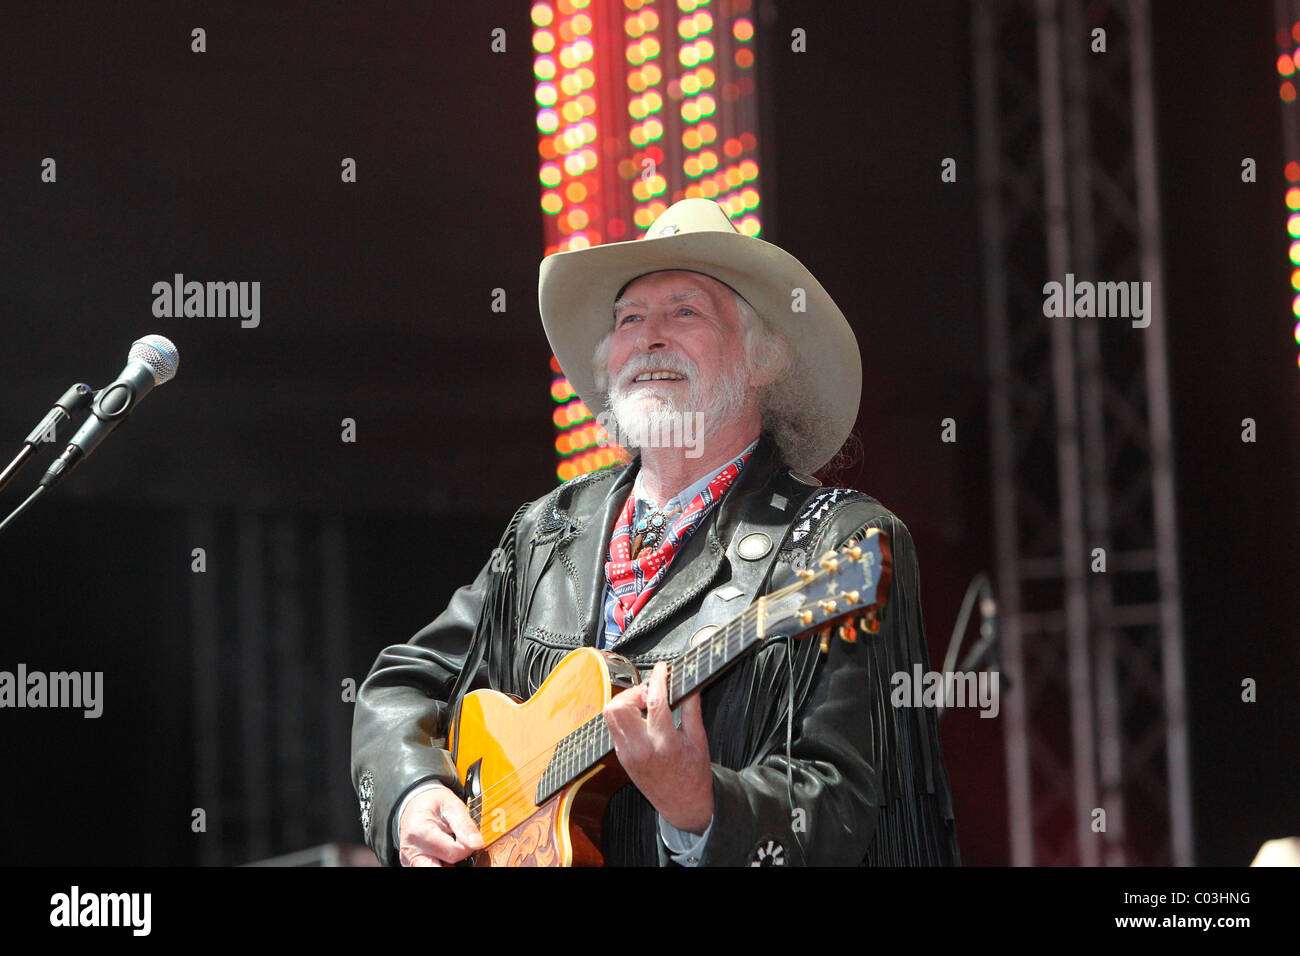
top-left (691, 624), bottom-right (721, 647)
top-left (736, 531), bottom-right (772, 561)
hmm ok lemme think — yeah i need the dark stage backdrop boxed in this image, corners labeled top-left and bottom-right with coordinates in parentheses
top-left (0, 1), bottom-right (1294, 866)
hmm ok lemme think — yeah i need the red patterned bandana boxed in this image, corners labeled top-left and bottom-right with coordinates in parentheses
top-left (602, 447), bottom-right (753, 644)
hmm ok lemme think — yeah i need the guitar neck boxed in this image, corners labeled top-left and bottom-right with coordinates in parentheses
top-left (535, 598), bottom-right (772, 805)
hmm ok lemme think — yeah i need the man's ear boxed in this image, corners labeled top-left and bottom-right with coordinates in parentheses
top-left (749, 363), bottom-right (781, 389)
top-left (747, 352), bottom-right (786, 388)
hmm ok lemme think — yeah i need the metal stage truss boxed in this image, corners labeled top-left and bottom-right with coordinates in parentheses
top-left (972, 0), bottom-right (1192, 866)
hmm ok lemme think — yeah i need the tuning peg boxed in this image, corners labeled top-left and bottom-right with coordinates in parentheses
top-left (798, 609), bottom-right (814, 627)
top-left (837, 623), bottom-right (857, 644)
top-left (818, 629), bottom-right (832, 654)
top-left (796, 568), bottom-right (815, 582)
top-left (819, 599), bottom-right (837, 614)
top-left (859, 608), bottom-right (880, 634)
top-left (843, 590), bottom-right (860, 604)
top-left (839, 540), bottom-right (863, 561)
top-left (818, 551), bottom-right (840, 573)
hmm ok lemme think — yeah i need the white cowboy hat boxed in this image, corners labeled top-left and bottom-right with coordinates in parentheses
top-left (537, 197), bottom-right (862, 474)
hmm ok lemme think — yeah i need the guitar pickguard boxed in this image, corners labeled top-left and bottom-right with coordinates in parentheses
top-left (476, 795), bottom-right (565, 867)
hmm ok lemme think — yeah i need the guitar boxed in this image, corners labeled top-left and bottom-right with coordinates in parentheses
top-left (446, 530), bottom-right (893, 866)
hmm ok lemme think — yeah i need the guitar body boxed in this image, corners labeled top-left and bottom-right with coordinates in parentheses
top-left (448, 647), bottom-right (639, 867)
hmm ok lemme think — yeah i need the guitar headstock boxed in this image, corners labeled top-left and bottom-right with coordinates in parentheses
top-left (763, 529), bottom-right (893, 652)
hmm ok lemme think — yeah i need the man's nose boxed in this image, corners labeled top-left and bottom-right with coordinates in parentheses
top-left (633, 312), bottom-right (670, 352)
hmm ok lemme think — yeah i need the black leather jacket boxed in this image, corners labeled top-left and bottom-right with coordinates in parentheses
top-left (350, 435), bottom-right (960, 866)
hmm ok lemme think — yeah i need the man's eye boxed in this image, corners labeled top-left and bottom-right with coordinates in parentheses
top-left (678, 307), bottom-right (696, 316)
top-left (618, 313), bottom-right (642, 326)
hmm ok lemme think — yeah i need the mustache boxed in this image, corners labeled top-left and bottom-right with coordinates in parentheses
top-left (611, 352), bottom-right (699, 392)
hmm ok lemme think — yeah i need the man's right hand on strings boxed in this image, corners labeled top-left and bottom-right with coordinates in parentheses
top-left (398, 786), bottom-right (484, 867)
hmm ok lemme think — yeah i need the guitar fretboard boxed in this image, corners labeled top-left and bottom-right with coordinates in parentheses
top-left (535, 601), bottom-right (764, 804)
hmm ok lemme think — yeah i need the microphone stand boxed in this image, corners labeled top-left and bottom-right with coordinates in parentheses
top-left (937, 572), bottom-right (1005, 721)
top-left (0, 383), bottom-right (96, 535)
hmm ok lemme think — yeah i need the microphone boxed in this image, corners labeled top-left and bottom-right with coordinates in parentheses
top-left (39, 335), bottom-right (179, 490)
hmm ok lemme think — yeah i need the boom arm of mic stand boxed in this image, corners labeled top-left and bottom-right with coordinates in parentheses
top-left (0, 383), bottom-right (95, 496)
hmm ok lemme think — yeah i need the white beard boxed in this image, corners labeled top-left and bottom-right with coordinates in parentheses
top-left (606, 354), bottom-right (751, 452)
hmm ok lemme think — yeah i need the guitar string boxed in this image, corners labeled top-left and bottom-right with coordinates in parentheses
top-left (467, 608), bottom-right (760, 819)
top-left (466, 580), bottom-right (798, 813)
top-left (463, 556), bottom-right (865, 826)
top-left (471, 618), bottom-right (824, 826)
top-left (469, 645), bottom-right (860, 832)
top-left (466, 599), bottom-right (762, 810)
top-left (465, 565), bottom-right (854, 818)
top-left (468, 618), bottom-right (748, 818)
top-left (466, 565), bottom-right (853, 816)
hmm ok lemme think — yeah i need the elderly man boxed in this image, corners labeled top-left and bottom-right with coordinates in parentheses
top-left (350, 198), bottom-right (959, 866)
